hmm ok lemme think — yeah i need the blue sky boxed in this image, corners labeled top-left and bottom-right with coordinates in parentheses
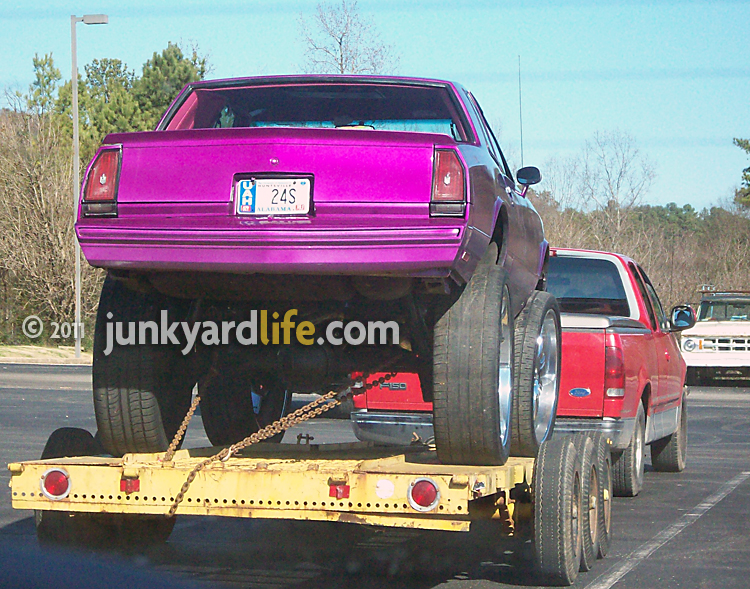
top-left (2, 0), bottom-right (748, 210)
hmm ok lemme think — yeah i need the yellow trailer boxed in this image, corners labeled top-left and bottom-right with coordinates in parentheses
top-left (7, 426), bottom-right (611, 586)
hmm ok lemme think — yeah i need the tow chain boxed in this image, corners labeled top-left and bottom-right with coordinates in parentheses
top-left (164, 370), bottom-right (398, 518)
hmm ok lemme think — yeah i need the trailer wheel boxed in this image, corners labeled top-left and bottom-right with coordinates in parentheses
top-left (511, 291), bottom-right (561, 457)
top-left (433, 245), bottom-right (514, 465)
top-left (651, 395), bottom-right (688, 472)
top-left (200, 367), bottom-right (291, 446)
top-left (570, 434), bottom-right (599, 572)
top-left (533, 437), bottom-right (582, 586)
top-left (35, 428), bottom-right (109, 546)
top-left (590, 432), bottom-right (613, 558)
top-left (612, 402), bottom-right (645, 496)
top-left (93, 276), bottom-right (197, 457)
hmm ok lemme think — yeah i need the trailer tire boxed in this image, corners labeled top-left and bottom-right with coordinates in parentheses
top-left (570, 434), bottom-right (599, 572)
top-left (35, 428), bottom-right (109, 546)
top-left (612, 402), bottom-right (645, 497)
top-left (590, 432), bottom-right (613, 558)
top-left (93, 276), bottom-right (197, 457)
top-left (433, 245), bottom-right (514, 466)
top-left (511, 291), bottom-right (561, 457)
top-left (200, 367), bottom-right (291, 446)
top-left (534, 436), bottom-right (582, 586)
top-left (651, 395), bottom-right (688, 472)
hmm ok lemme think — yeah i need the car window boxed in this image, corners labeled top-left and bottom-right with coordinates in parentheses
top-left (697, 299), bottom-right (750, 321)
top-left (165, 83), bottom-right (469, 141)
top-left (629, 264), bottom-right (661, 330)
top-left (547, 257), bottom-right (629, 316)
top-left (465, 91), bottom-right (514, 180)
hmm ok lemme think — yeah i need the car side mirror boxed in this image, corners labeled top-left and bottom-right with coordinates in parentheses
top-left (670, 305), bottom-right (696, 332)
top-left (516, 166), bottom-right (541, 196)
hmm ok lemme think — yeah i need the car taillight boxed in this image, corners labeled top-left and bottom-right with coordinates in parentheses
top-left (41, 468), bottom-right (71, 500)
top-left (81, 146), bottom-right (121, 217)
top-left (430, 149), bottom-right (465, 217)
top-left (604, 345), bottom-right (625, 397)
top-left (408, 477), bottom-right (440, 511)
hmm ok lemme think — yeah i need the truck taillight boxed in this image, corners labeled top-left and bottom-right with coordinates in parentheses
top-left (82, 146), bottom-right (121, 217)
top-left (604, 345), bottom-right (625, 397)
top-left (430, 149), bottom-right (465, 217)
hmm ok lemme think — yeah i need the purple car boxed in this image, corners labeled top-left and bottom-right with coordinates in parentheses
top-left (78, 75), bottom-right (559, 466)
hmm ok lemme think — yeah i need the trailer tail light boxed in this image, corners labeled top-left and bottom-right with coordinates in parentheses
top-left (604, 345), bottom-right (625, 398)
top-left (81, 146), bottom-right (121, 217)
top-left (430, 149), bottom-right (466, 217)
top-left (40, 468), bottom-right (71, 500)
top-left (408, 478), bottom-right (440, 511)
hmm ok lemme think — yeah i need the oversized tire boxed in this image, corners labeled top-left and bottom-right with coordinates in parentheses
top-left (200, 367), bottom-right (291, 446)
top-left (433, 248), bottom-right (514, 466)
top-left (93, 276), bottom-right (198, 457)
top-left (533, 436), bottom-right (583, 586)
top-left (570, 434), bottom-right (599, 572)
top-left (612, 402), bottom-right (645, 497)
top-left (651, 395), bottom-right (688, 472)
top-left (590, 432), bottom-right (613, 559)
top-left (511, 291), bottom-right (561, 457)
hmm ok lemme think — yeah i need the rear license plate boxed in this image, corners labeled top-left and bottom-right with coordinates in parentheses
top-left (235, 178), bottom-right (311, 215)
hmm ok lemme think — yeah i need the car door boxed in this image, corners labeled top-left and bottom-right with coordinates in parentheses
top-left (637, 266), bottom-right (684, 407)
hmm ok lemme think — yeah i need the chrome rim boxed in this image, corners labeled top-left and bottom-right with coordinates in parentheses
top-left (497, 287), bottom-right (513, 446)
top-left (603, 458), bottom-right (612, 535)
top-left (533, 309), bottom-right (559, 443)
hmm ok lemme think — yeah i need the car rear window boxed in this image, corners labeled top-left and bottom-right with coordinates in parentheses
top-left (164, 83), bottom-right (467, 140)
top-left (547, 257), bottom-right (630, 316)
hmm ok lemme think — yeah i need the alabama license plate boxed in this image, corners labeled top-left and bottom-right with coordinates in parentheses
top-left (235, 178), bottom-right (311, 215)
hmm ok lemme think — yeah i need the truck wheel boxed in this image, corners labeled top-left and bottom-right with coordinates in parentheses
top-left (533, 436), bottom-right (583, 586)
top-left (35, 428), bottom-right (109, 546)
top-left (511, 291), bottom-right (561, 457)
top-left (590, 432), bottom-right (613, 558)
top-left (612, 403), bottom-right (645, 497)
top-left (571, 434), bottom-right (599, 572)
top-left (651, 395), bottom-right (688, 472)
top-left (433, 254), bottom-right (514, 466)
top-left (200, 368), bottom-right (291, 446)
top-left (93, 276), bottom-right (196, 457)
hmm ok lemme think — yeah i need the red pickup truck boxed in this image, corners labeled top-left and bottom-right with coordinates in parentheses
top-left (352, 248), bottom-right (695, 496)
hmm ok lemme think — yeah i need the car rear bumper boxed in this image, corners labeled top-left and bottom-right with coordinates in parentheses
top-left (350, 410), bottom-right (434, 446)
top-left (77, 226), bottom-right (465, 276)
top-left (553, 417), bottom-right (636, 451)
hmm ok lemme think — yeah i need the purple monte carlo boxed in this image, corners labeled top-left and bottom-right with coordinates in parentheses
top-left (77, 75), bottom-right (552, 465)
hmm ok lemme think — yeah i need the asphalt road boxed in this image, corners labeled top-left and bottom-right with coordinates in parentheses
top-left (1, 364), bottom-right (749, 589)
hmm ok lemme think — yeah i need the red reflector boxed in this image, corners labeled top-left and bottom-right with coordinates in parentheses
top-left (432, 150), bottom-right (465, 202)
top-left (84, 149), bottom-right (120, 202)
top-left (409, 479), bottom-right (439, 510)
top-left (120, 478), bottom-right (140, 494)
top-left (329, 485), bottom-right (350, 499)
top-left (43, 470), bottom-right (70, 499)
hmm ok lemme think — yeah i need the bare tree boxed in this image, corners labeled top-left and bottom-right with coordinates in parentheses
top-left (575, 131), bottom-right (655, 251)
top-left (298, 1), bottom-right (399, 74)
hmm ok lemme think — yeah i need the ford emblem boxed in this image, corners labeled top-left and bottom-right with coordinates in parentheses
top-left (569, 388), bottom-right (591, 398)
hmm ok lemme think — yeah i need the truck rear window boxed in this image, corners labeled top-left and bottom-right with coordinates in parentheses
top-left (164, 83), bottom-right (467, 141)
top-left (547, 257), bottom-right (630, 316)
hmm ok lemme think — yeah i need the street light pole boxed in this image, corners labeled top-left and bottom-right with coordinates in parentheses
top-left (71, 14), bottom-right (107, 359)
